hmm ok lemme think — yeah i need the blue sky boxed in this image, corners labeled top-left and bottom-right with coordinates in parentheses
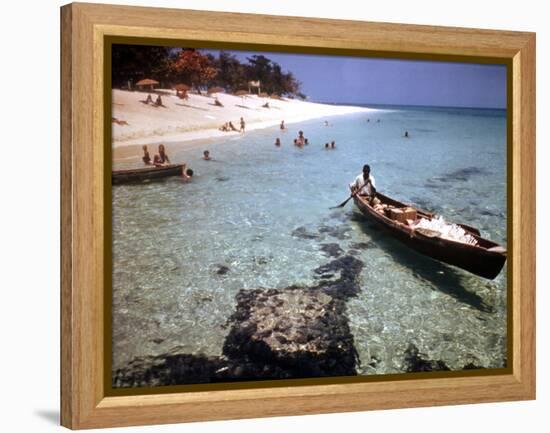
top-left (207, 49), bottom-right (506, 109)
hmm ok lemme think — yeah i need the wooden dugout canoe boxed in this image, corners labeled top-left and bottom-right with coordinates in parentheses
top-left (353, 192), bottom-right (507, 279)
top-left (112, 164), bottom-right (185, 185)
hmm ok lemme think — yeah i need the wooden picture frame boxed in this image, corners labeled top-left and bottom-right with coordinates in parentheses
top-left (61, 2), bottom-right (536, 429)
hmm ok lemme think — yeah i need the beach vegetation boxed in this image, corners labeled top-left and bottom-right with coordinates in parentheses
top-left (112, 45), bottom-right (304, 98)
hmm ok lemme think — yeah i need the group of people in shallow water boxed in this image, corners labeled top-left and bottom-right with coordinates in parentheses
top-left (142, 144), bottom-right (194, 179)
top-left (274, 121), bottom-right (336, 149)
top-left (138, 118), bottom-right (382, 183)
top-left (219, 117), bottom-right (246, 133)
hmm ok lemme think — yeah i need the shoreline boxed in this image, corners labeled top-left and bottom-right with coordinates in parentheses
top-left (112, 89), bottom-right (373, 164)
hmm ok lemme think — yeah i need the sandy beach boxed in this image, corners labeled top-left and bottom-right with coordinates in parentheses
top-left (112, 89), bottom-right (371, 163)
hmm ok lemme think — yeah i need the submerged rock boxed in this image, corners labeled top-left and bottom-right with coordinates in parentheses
top-left (317, 224), bottom-right (351, 240)
top-left (291, 226), bottom-right (320, 240)
top-left (463, 362), bottom-right (484, 370)
top-left (319, 243), bottom-right (344, 258)
top-left (403, 344), bottom-right (450, 372)
top-left (313, 255), bottom-right (364, 300)
top-left (215, 265), bottom-right (230, 275)
top-left (112, 349), bottom-right (296, 387)
top-left (350, 242), bottom-right (373, 250)
top-left (223, 287), bottom-right (358, 378)
top-left (114, 255), bottom-right (365, 387)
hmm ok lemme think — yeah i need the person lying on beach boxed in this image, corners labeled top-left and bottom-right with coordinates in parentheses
top-left (112, 117), bottom-right (129, 126)
top-left (153, 144), bottom-right (170, 166)
top-left (331, 141), bottom-right (336, 149)
top-left (154, 95), bottom-right (164, 107)
top-left (142, 145), bottom-right (152, 165)
top-left (240, 117), bottom-right (246, 132)
top-left (229, 121), bottom-right (238, 131)
top-left (275, 138), bottom-right (281, 147)
top-left (280, 120), bottom-right (285, 130)
top-left (349, 164), bottom-right (379, 205)
top-left (203, 150), bottom-right (211, 160)
top-left (181, 164), bottom-right (194, 180)
top-left (145, 94), bottom-right (153, 104)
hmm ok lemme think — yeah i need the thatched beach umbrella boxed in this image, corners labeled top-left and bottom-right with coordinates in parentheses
top-left (136, 78), bottom-right (159, 91)
top-left (174, 83), bottom-right (191, 98)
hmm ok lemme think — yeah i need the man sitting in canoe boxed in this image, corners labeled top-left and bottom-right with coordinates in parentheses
top-left (350, 164), bottom-right (380, 205)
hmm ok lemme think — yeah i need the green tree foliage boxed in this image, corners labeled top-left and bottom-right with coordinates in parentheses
top-left (212, 51), bottom-right (248, 91)
top-left (244, 55), bottom-right (302, 97)
top-left (111, 44), bottom-right (172, 88)
top-left (112, 46), bottom-right (303, 98)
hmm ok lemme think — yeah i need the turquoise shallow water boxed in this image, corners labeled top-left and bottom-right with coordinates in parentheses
top-left (112, 106), bottom-right (507, 376)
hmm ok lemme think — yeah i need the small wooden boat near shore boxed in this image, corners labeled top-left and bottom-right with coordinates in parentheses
top-left (354, 192), bottom-right (507, 279)
top-left (112, 164), bottom-right (185, 185)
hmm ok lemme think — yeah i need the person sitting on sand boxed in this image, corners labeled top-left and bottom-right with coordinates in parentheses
top-left (154, 94), bottom-right (163, 107)
top-left (350, 164), bottom-right (379, 205)
top-left (275, 138), bottom-right (281, 147)
top-left (262, 102), bottom-right (270, 108)
top-left (153, 144), bottom-right (170, 166)
top-left (331, 140), bottom-right (336, 149)
top-left (214, 97), bottom-right (223, 107)
top-left (142, 145), bottom-right (152, 165)
top-left (145, 93), bottom-right (153, 104)
top-left (240, 117), bottom-right (246, 133)
top-left (280, 120), bottom-right (285, 130)
top-left (218, 122), bottom-right (229, 132)
top-left (203, 150), bottom-right (211, 160)
top-left (229, 121), bottom-right (238, 131)
top-left (112, 117), bottom-right (129, 126)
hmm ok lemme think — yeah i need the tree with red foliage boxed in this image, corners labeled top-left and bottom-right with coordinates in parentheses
top-left (170, 49), bottom-right (217, 93)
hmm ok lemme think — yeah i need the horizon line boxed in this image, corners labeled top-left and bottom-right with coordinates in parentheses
top-left (318, 101), bottom-right (507, 111)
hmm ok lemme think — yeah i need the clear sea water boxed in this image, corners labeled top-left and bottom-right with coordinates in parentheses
top-left (112, 105), bottom-right (507, 377)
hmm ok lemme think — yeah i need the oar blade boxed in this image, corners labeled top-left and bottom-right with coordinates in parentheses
top-left (329, 195), bottom-right (353, 209)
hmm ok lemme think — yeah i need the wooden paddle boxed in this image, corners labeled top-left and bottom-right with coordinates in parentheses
top-left (330, 187), bottom-right (369, 209)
